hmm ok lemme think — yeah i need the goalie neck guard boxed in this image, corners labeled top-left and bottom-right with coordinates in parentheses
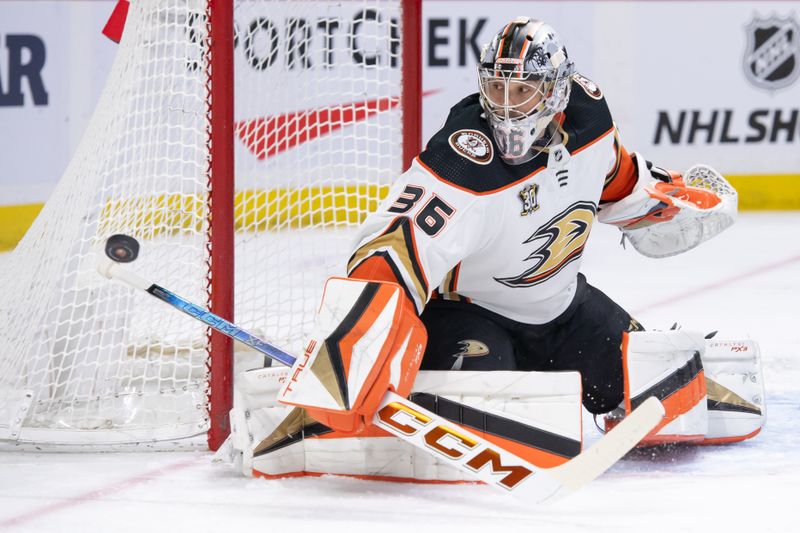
top-left (478, 17), bottom-right (575, 164)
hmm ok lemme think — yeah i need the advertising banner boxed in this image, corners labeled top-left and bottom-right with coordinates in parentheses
top-left (0, 1), bottom-right (117, 205)
top-left (421, 1), bottom-right (800, 183)
top-left (1, 1), bottom-right (799, 249)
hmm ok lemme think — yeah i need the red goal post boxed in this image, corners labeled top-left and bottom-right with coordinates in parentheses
top-left (0, 0), bottom-right (422, 451)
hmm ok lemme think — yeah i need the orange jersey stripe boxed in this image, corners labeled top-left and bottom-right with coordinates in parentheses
top-left (570, 125), bottom-right (615, 156)
top-left (415, 156), bottom-right (547, 196)
top-left (601, 141), bottom-right (638, 202)
top-left (348, 216), bottom-right (430, 308)
top-left (349, 255), bottom-right (402, 286)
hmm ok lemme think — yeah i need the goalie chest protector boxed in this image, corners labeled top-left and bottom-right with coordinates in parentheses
top-left (350, 79), bottom-right (617, 324)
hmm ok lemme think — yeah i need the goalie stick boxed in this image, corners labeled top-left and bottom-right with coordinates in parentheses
top-left (98, 234), bottom-right (665, 504)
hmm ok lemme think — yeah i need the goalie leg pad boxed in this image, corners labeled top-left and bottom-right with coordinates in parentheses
top-left (229, 368), bottom-right (583, 481)
top-left (617, 330), bottom-right (708, 444)
top-left (702, 339), bottom-right (765, 444)
top-left (225, 367), bottom-right (306, 477)
top-left (605, 333), bottom-right (766, 446)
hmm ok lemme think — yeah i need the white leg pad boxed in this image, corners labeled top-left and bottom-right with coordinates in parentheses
top-left (703, 339), bottom-right (766, 443)
top-left (656, 399), bottom-right (708, 439)
top-left (226, 368), bottom-right (583, 481)
top-left (611, 331), bottom-right (766, 445)
top-left (622, 330), bottom-right (708, 443)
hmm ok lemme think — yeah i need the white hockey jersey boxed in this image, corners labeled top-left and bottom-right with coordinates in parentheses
top-left (347, 76), bottom-right (646, 325)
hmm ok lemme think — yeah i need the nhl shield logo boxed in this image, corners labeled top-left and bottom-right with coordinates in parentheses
top-left (743, 15), bottom-right (800, 90)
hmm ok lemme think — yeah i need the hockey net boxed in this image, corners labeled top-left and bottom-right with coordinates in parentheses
top-left (0, 0), bottom-right (420, 450)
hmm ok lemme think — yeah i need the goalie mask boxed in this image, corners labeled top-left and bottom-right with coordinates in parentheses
top-left (478, 18), bottom-right (575, 164)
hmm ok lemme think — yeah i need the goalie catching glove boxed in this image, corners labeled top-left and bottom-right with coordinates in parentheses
top-left (278, 277), bottom-right (427, 434)
top-left (598, 158), bottom-right (737, 258)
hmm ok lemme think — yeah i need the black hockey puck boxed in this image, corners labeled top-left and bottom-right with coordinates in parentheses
top-left (105, 234), bottom-right (140, 263)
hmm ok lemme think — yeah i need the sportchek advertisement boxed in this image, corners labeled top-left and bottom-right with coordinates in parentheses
top-left (1, 1), bottom-right (799, 218)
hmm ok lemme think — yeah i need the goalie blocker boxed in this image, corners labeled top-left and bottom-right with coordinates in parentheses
top-left (278, 277), bottom-right (427, 434)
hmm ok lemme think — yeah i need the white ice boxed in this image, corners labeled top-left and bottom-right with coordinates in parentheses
top-left (1, 212), bottom-right (798, 532)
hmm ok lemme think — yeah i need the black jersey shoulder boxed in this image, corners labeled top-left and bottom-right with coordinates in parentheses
top-left (561, 75), bottom-right (615, 153)
top-left (418, 94), bottom-right (546, 194)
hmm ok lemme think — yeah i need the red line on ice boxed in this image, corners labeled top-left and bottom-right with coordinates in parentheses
top-left (632, 253), bottom-right (800, 315)
top-left (0, 457), bottom-right (203, 529)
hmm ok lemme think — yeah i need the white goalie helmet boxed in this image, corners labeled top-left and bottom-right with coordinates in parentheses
top-left (478, 17), bottom-right (575, 163)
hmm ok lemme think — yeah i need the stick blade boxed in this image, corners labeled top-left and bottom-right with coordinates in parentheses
top-left (547, 396), bottom-right (665, 496)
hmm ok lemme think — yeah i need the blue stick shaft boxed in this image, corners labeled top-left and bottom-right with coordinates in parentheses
top-left (146, 284), bottom-right (298, 367)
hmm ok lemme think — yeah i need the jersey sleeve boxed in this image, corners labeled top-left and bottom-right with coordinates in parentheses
top-left (600, 127), bottom-right (683, 205)
top-left (597, 127), bottom-right (727, 232)
top-left (564, 75), bottom-right (640, 204)
top-left (600, 128), bottom-right (639, 203)
top-left (595, 92), bottom-right (702, 236)
top-left (347, 158), bottom-right (489, 313)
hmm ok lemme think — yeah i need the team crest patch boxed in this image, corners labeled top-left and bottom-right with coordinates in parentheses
top-left (448, 129), bottom-right (494, 165)
top-left (495, 201), bottom-right (597, 288)
top-left (573, 73), bottom-right (603, 99)
top-left (450, 340), bottom-right (490, 371)
top-left (743, 15), bottom-right (800, 90)
top-left (452, 339), bottom-right (490, 358)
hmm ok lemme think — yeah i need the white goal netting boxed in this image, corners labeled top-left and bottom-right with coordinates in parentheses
top-left (0, 0), bottom-right (407, 448)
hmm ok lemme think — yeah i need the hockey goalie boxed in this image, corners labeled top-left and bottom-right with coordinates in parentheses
top-left (223, 17), bottom-right (765, 483)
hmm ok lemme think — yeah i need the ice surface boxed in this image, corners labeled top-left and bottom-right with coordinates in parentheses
top-left (1, 212), bottom-right (798, 532)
